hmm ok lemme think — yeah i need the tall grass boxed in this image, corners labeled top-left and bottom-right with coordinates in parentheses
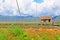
top-left (0, 25), bottom-right (30, 40)
top-left (7, 26), bottom-right (30, 40)
top-left (0, 25), bottom-right (60, 40)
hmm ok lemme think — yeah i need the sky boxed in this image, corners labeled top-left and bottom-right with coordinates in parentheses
top-left (0, 0), bottom-right (60, 17)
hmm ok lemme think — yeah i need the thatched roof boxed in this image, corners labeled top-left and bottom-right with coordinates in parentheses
top-left (40, 16), bottom-right (52, 19)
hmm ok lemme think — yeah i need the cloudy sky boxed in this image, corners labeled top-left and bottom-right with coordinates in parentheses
top-left (0, 0), bottom-right (60, 17)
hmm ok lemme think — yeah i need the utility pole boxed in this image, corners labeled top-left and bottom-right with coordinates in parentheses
top-left (16, 0), bottom-right (21, 23)
top-left (35, 2), bottom-right (37, 23)
top-left (35, 1), bottom-right (37, 17)
top-left (16, 0), bottom-right (21, 16)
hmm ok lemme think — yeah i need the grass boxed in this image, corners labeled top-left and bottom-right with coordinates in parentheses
top-left (0, 22), bottom-right (60, 40)
top-left (7, 26), bottom-right (29, 40)
top-left (0, 22), bottom-right (60, 28)
top-left (0, 27), bottom-right (60, 40)
top-left (54, 34), bottom-right (60, 40)
top-left (0, 26), bottom-right (36, 40)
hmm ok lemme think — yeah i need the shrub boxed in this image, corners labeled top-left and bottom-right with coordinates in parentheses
top-left (54, 34), bottom-right (60, 40)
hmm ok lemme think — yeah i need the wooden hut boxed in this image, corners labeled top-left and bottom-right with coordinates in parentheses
top-left (40, 16), bottom-right (52, 25)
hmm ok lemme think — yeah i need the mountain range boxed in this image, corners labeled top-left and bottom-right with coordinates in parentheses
top-left (52, 15), bottom-right (60, 22)
top-left (0, 15), bottom-right (40, 22)
top-left (0, 15), bottom-right (60, 22)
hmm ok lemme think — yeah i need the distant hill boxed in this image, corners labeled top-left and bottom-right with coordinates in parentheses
top-left (52, 15), bottom-right (60, 22)
top-left (0, 16), bottom-right (40, 23)
top-left (1, 15), bottom-right (60, 22)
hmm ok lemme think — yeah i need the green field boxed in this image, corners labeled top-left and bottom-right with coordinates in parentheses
top-left (0, 22), bottom-right (60, 40)
top-left (0, 26), bottom-right (60, 40)
top-left (0, 22), bottom-right (60, 28)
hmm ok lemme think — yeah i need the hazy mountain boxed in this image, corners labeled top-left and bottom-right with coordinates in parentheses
top-left (0, 15), bottom-right (40, 23)
top-left (1, 15), bottom-right (60, 22)
top-left (52, 15), bottom-right (60, 22)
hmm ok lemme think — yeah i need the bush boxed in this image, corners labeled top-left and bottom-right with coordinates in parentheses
top-left (54, 34), bottom-right (60, 40)
top-left (8, 26), bottom-right (30, 40)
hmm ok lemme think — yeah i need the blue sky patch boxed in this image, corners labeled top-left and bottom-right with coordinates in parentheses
top-left (2, 0), bottom-right (5, 2)
top-left (34, 0), bottom-right (44, 3)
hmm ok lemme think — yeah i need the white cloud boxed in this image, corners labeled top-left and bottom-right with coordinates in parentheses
top-left (0, 0), bottom-right (60, 16)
